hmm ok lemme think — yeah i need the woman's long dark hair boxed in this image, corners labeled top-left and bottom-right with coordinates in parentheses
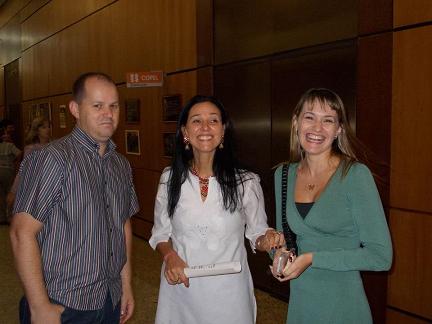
top-left (167, 95), bottom-right (246, 217)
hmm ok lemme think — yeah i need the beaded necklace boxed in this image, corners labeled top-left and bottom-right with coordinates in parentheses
top-left (190, 167), bottom-right (211, 199)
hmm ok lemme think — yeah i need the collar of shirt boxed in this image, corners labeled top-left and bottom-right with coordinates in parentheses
top-left (71, 126), bottom-right (116, 157)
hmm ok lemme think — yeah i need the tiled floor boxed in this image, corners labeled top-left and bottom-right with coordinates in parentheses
top-left (0, 225), bottom-right (287, 323)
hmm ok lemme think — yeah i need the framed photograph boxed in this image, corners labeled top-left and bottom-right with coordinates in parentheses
top-left (163, 133), bottom-right (176, 157)
top-left (125, 98), bottom-right (140, 124)
top-left (29, 102), bottom-right (51, 123)
top-left (37, 102), bottom-right (52, 121)
top-left (125, 130), bottom-right (141, 155)
top-left (163, 94), bottom-right (182, 122)
top-left (59, 105), bottom-right (67, 129)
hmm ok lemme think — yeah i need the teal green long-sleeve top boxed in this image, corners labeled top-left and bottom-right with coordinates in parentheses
top-left (274, 162), bottom-right (392, 324)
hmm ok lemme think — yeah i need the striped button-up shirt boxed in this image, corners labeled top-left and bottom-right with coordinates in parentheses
top-left (14, 127), bottom-right (139, 310)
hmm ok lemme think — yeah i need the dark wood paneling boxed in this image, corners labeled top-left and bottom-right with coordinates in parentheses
top-left (356, 34), bottom-right (392, 323)
top-left (358, 0), bottom-right (393, 35)
top-left (388, 210), bottom-right (432, 320)
top-left (386, 308), bottom-right (432, 324)
top-left (4, 59), bottom-right (22, 145)
top-left (356, 33), bottom-right (392, 204)
top-left (394, 0), bottom-right (432, 28)
top-left (356, 33), bottom-right (391, 323)
top-left (0, 13), bottom-right (21, 66)
top-left (391, 26), bottom-right (432, 213)
top-left (271, 41), bottom-right (357, 166)
top-left (0, 67), bottom-right (4, 107)
top-left (214, 0), bottom-right (357, 64)
top-left (196, 0), bottom-right (213, 67)
top-left (214, 59), bottom-right (271, 175)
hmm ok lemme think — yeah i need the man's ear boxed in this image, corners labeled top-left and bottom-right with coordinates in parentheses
top-left (69, 100), bottom-right (80, 119)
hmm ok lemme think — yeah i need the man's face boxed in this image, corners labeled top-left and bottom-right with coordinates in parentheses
top-left (70, 77), bottom-right (120, 146)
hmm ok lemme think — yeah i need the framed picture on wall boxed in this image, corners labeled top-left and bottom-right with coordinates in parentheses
top-left (163, 133), bottom-right (176, 157)
top-left (59, 105), bottom-right (67, 129)
top-left (125, 98), bottom-right (140, 124)
top-left (30, 102), bottom-right (52, 123)
top-left (37, 102), bottom-right (52, 121)
top-left (163, 94), bottom-right (182, 122)
top-left (125, 130), bottom-right (141, 155)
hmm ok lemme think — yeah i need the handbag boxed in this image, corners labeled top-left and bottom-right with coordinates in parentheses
top-left (281, 164), bottom-right (298, 254)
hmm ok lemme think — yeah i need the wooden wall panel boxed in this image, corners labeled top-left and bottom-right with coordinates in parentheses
top-left (0, 0), bottom-right (26, 28)
top-left (387, 209), bottom-right (432, 320)
top-left (358, 0), bottom-right (393, 35)
top-left (108, 0), bottom-right (197, 81)
top-left (357, 33), bottom-right (392, 204)
top-left (386, 309), bottom-right (431, 324)
top-left (19, 0), bottom-right (50, 23)
top-left (115, 85), bottom-right (163, 171)
top-left (0, 67), bottom-right (4, 107)
top-left (21, 0), bottom-right (115, 50)
top-left (394, 0), bottom-right (432, 28)
top-left (21, 0), bottom-right (198, 100)
top-left (214, 0), bottom-right (357, 64)
top-left (0, 13), bottom-right (21, 66)
top-left (391, 26), bottom-right (432, 213)
top-left (196, 0), bottom-right (213, 67)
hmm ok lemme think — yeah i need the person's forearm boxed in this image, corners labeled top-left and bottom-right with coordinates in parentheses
top-left (9, 214), bottom-right (50, 312)
top-left (121, 219), bottom-right (133, 288)
top-left (156, 241), bottom-right (175, 260)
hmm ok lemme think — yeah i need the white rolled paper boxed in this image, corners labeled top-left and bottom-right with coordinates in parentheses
top-left (184, 261), bottom-right (242, 278)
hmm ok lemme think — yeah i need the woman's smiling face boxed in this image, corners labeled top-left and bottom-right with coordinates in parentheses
top-left (295, 99), bottom-right (341, 157)
top-left (181, 101), bottom-right (225, 155)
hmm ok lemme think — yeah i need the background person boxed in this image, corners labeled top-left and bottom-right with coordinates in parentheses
top-left (7, 117), bottom-right (51, 213)
top-left (271, 88), bottom-right (392, 324)
top-left (0, 130), bottom-right (21, 225)
top-left (149, 95), bottom-right (284, 324)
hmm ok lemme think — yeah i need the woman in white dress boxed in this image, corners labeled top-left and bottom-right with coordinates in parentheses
top-left (149, 95), bottom-right (284, 324)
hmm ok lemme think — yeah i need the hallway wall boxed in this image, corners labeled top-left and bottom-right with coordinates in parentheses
top-left (0, 0), bottom-right (213, 237)
top-left (1, 1), bottom-right (432, 323)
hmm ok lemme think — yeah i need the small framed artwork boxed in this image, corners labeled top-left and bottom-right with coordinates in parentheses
top-left (163, 133), bottom-right (176, 157)
top-left (59, 105), bottom-right (67, 129)
top-left (163, 94), bottom-right (182, 122)
top-left (125, 98), bottom-right (140, 124)
top-left (125, 130), bottom-right (141, 155)
top-left (38, 102), bottom-right (52, 121)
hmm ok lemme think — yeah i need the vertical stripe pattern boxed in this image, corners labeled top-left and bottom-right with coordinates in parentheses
top-left (14, 127), bottom-right (139, 311)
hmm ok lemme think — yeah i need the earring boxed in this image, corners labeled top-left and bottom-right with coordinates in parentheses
top-left (183, 137), bottom-right (190, 150)
top-left (219, 136), bottom-right (224, 149)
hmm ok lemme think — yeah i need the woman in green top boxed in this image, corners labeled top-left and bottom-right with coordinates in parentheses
top-left (271, 88), bottom-right (392, 324)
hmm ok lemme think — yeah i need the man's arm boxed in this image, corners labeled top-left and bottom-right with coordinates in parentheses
top-left (120, 218), bottom-right (134, 323)
top-left (9, 212), bottom-right (64, 323)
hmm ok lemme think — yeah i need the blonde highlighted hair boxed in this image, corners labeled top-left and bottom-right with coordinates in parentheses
top-left (289, 88), bottom-right (367, 177)
top-left (25, 117), bottom-right (50, 145)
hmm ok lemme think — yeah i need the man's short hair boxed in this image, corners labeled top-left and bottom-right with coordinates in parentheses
top-left (72, 72), bottom-right (116, 104)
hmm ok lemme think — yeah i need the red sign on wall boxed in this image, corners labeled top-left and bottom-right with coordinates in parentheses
top-left (126, 71), bottom-right (164, 88)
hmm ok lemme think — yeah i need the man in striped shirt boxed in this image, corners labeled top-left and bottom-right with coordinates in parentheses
top-left (10, 72), bottom-right (139, 324)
